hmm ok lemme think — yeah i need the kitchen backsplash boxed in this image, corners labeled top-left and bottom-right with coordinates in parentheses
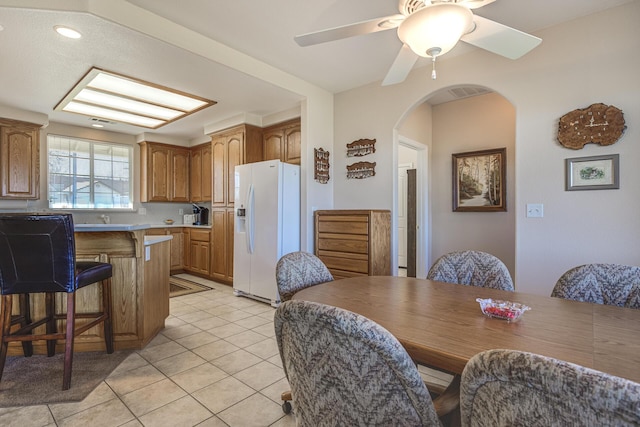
top-left (0, 199), bottom-right (210, 226)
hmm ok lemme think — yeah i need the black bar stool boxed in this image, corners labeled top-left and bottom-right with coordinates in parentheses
top-left (0, 214), bottom-right (114, 390)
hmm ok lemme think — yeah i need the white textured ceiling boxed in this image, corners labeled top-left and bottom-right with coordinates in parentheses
top-left (0, 0), bottom-right (634, 140)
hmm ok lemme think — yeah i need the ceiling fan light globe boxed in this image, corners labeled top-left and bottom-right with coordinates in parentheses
top-left (398, 3), bottom-right (473, 57)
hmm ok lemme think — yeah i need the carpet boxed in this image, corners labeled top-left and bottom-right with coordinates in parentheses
top-left (169, 276), bottom-right (213, 298)
top-left (0, 350), bottom-right (132, 407)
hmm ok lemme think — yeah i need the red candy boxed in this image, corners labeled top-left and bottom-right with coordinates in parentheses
top-left (484, 306), bottom-right (516, 319)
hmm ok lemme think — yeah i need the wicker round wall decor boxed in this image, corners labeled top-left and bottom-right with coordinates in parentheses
top-left (557, 103), bottom-right (626, 149)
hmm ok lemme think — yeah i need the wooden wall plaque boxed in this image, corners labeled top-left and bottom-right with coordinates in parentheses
top-left (346, 138), bottom-right (376, 157)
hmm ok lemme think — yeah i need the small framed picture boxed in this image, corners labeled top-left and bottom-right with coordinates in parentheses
top-left (452, 148), bottom-right (506, 212)
top-left (565, 154), bottom-right (619, 191)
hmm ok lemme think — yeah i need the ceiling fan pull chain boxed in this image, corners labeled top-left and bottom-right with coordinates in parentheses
top-left (426, 47), bottom-right (441, 80)
top-left (431, 56), bottom-right (437, 80)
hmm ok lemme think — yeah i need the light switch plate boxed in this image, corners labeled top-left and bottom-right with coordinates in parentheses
top-left (526, 203), bottom-right (544, 218)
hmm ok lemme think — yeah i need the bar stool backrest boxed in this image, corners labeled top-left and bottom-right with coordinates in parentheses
top-left (0, 214), bottom-right (76, 295)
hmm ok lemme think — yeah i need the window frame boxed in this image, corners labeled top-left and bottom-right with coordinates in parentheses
top-left (47, 134), bottom-right (134, 211)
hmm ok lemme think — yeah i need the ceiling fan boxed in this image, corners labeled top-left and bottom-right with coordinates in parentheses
top-left (295, 0), bottom-right (542, 85)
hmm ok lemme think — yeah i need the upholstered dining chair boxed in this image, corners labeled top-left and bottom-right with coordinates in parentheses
top-left (275, 251), bottom-right (334, 414)
top-left (0, 214), bottom-right (114, 390)
top-left (551, 263), bottom-right (640, 308)
top-left (275, 299), bottom-right (443, 426)
top-left (424, 250), bottom-right (513, 421)
top-left (427, 250), bottom-right (514, 291)
top-left (460, 349), bottom-right (640, 426)
top-left (276, 251), bottom-right (334, 302)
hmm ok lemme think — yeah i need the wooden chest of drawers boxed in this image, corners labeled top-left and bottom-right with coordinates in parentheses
top-left (314, 210), bottom-right (391, 279)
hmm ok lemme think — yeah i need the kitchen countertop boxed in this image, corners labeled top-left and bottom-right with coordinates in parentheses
top-left (144, 235), bottom-right (173, 245)
top-left (74, 223), bottom-right (211, 232)
top-left (149, 223), bottom-right (211, 229)
top-left (74, 223), bottom-right (151, 231)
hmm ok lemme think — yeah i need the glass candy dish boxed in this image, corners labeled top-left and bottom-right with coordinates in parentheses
top-left (476, 298), bottom-right (531, 322)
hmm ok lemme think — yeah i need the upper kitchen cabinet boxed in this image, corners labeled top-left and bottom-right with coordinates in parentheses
top-left (0, 119), bottom-right (40, 199)
top-left (210, 124), bottom-right (262, 207)
top-left (172, 148), bottom-right (190, 201)
top-left (263, 118), bottom-right (301, 165)
top-left (190, 142), bottom-right (211, 203)
top-left (139, 141), bottom-right (190, 202)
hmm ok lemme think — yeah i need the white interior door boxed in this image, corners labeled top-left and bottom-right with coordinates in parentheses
top-left (398, 163), bottom-right (412, 268)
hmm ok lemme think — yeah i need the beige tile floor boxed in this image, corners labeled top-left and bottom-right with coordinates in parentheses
top-left (0, 273), bottom-right (451, 427)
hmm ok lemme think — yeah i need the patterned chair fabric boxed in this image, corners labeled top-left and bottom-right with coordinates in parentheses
top-left (460, 349), bottom-right (640, 427)
top-left (276, 251), bottom-right (334, 302)
top-left (275, 300), bottom-right (442, 427)
top-left (551, 263), bottom-right (640, 308)
top-left (426, 250), bottom-right (514, 291)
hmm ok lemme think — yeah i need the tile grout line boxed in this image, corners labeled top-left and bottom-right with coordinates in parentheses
top-left (11, 275), bottom-right (294, 427)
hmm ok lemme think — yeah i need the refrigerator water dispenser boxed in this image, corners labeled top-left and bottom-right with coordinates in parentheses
top-left (236, 206), bottom-right (246, 233)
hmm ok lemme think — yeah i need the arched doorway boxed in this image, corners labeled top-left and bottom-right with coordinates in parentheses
top-left (394, 86), bottom-right (516, 278)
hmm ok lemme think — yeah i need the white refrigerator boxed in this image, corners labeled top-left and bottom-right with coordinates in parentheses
top-left (233, 159), bottom-right (300, 307)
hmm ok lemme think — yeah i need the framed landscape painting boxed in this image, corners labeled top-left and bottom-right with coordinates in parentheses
top-left (452, 148), bottom-right (506, 212)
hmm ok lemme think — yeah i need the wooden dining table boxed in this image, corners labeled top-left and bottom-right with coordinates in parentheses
top-left (292, 276), bottom-right (640, 383)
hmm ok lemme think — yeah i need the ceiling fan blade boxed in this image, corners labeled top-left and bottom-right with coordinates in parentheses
top-left (382, 44), bottom-right (418, 86)
top-left (461, 15), bottom-right (542, 60)
top-left (458, 0), bottom-right (497, 10)
top-left (426, 0), bottom-right (496, 9)
top-left (294, 14), bottom-right (405, 47)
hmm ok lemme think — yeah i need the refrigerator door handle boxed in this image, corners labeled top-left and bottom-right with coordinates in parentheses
top-left (246, 184), bottom-right (255, 254)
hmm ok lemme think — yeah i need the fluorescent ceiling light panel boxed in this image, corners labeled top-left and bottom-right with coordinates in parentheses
top-left (88, 74), bottom-right (208, 111)
top-left (75, 89), bottom-right (183, 121)
top-left (55, 67), bottom-right (216, 129)
top-left (64, 101), bottom-right (166, 128)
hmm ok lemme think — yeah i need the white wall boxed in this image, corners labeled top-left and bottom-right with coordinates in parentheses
top-left (398, 102), bottom-right (432, 146)
top-left (333, 2), bottom-right (640, 295)
top-left (302, 96), bottom-right (334, 252)
top-left (431, 93), bottom-right (516, 276)
top-left (398, 145), bottom-right (418, 166)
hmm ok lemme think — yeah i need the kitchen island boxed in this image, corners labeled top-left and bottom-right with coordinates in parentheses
top-left (8, 224), bottom-right (172, 355)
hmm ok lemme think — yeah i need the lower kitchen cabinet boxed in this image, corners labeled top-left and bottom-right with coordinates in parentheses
top-left (169, 228), bottom-right (186, 271)
top-left (146, 227), bottom-right (187, 274)
top-left (187, 228), bottom-right (211, 275)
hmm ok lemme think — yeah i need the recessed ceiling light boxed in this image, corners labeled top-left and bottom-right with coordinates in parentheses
top-left (91, 123), bottom-right (104, 128)
top-left (54, 25), bottom-right (82, 39)
top-left (55, 67), bottom-right (217, 129)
